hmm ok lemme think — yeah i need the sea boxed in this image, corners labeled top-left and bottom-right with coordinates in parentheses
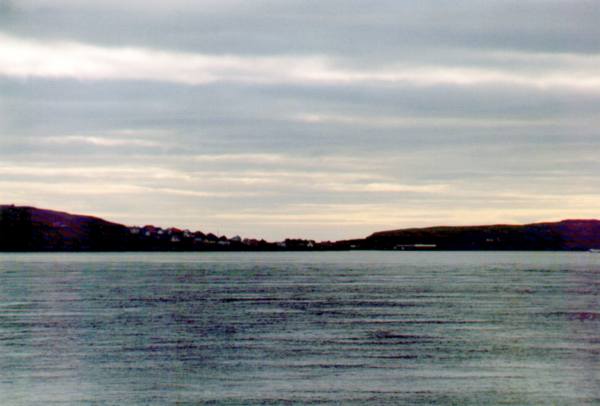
top-left (1, 251), bottom-right (599, 405)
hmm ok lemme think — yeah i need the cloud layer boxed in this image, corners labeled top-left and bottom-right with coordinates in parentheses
top-left (1, 1), bottom-right (599, 240)
top-left (4, 33), bottom-right (600, 91)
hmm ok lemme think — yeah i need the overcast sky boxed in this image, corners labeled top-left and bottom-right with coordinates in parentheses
top-left (1, 0), bottom-right (599, 240)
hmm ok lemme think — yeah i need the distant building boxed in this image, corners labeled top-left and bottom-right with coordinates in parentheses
top-left (142, 225), bottom-right (157, 237)
top-left (167, 227), bottom-right (182, 235)
top-left (393, 244), bottom-right (437, 250)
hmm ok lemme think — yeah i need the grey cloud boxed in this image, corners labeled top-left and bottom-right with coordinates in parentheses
top-left (5, 0), bottom-right (600, 57)
top-left (2, 1), bottom-right (600, 239)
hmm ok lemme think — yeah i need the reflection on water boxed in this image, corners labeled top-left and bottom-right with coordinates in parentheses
top-left (1, 252), bottom-right (600, 404)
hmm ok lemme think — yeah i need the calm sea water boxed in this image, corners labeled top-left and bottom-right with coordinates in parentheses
top-left (1, 252), bottom-right (600, 405)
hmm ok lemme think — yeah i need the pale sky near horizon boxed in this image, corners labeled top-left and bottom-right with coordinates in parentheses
top-left (1, 0), bottom-right (600, 240)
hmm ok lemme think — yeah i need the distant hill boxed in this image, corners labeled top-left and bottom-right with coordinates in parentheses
top-left (364, 220), bottom-right (600, 251)
top-left (0, 205), bottom-right (134, 251)
top-left (2, 205), bottom-right (600, 251)
top-left (0, 205), bottom-right (309, 252)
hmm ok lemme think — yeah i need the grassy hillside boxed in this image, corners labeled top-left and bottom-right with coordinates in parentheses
top-left (366, 220), bottom-right (600, 250)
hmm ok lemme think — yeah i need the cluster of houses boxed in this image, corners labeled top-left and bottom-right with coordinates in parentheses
top-left (128, 225), bottom-right (326, 250)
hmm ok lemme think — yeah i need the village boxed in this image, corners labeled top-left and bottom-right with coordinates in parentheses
top-left (127, 225), bottom-right (330, 251)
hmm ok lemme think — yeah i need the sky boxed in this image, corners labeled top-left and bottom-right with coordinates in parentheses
top-left (1, 0), bottom-right (600, 241)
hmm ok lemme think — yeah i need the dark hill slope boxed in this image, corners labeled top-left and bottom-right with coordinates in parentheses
top-left (366, 220), bottom-right (600, 250)
top-left (0, 205), bottom-right (133, 251)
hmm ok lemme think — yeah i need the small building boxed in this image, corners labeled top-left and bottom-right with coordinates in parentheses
top-left (142, 225), bottom-right (157, 237)
top-left (167, 227), bottom-right (182, 235)
top-left (394, 244), bottom-right (437, 250)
